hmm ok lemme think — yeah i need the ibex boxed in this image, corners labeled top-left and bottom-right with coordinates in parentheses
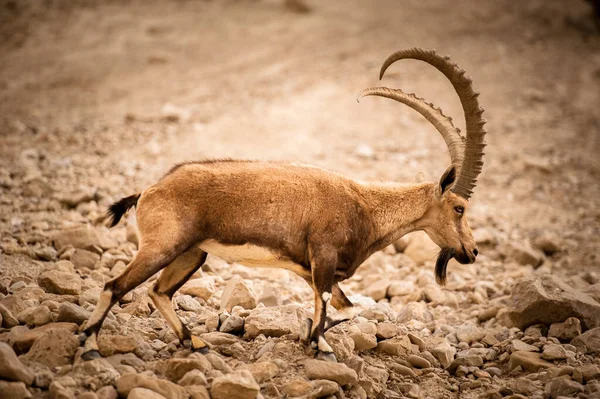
top-left (80, 48), bottom-right (486, 362)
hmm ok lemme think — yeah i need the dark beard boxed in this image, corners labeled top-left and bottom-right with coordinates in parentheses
top-left (435, 248), bottom-right (455, 286)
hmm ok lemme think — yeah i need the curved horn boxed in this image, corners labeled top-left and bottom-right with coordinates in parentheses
top-left (357, 87), bottom-right (464, 168)
top-left (380, 48), bottom-right (487, 200)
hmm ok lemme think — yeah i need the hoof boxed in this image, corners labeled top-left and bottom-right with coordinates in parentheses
top-left (317, 351), bottom-right (337, 363)
top-left (300, 318), bottom-right (313, 344)
top-left (81, 350), bottom-right (102, 361)
top-left (194, 346), bottom-right (210, 355)
top-left (191, 335), bottom-right (209, 354)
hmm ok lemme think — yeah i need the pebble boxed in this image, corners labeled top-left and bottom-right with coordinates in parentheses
top-left (407, 354), bottom-right (431, 369)
top-left (21, 328), bottom-right (79, 368)
top-left (541, 344), bottom-right (568, 361)
top-left (116, 373), bottom-right (187, 399)
top-left (0, 381), bottom-right (31, 399)
top-left (305, 359), bottom-right (358, 386)
top-left (548, 317), bottom-right (581, 342)
top-left (456, 322), bottom-right (485, 344)
top-left (219, 314), bottom-right (244, 335)
top-left (544, 376), bottom-right (584, 399)
top-left (57, 302), bottom-right (91, 325)
top-left (238, 361), bottom-right (279, 383)
top-left (220, 276), bottom-right (257, 312)
top-left (38, 270), bottom-right (83, 295)
top-left (210, 370), bottom-right (260, 399)
top-left (179, 278), bottom-right (215, 301)
top-left (0, 342), bottom-right (35, 385)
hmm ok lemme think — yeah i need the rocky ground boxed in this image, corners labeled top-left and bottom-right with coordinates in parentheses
top-left (1, 0), bottom-right (600, 398)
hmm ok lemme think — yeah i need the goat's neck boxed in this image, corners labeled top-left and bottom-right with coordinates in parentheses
top-left (362, 181), bottom-right (435, 251)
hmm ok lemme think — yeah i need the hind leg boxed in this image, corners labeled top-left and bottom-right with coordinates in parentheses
top-left (148, 247), bottom-right (209, 353)
top-left (80, 242), bottom-right (186, 360)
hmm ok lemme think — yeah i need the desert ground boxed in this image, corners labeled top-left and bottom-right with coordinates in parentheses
top-left (0, 1), bottom-right (599, 398)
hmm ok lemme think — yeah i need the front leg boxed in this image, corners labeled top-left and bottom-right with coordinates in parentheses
top-left (308, 245), bottom-right (337, 362)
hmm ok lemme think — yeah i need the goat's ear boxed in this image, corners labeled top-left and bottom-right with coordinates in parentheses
top-left (436, 165), bottom-right (456, 198)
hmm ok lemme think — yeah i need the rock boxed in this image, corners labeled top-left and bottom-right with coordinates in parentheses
top-left (349, 329), bottom-right (377, 352)
top-left (363, 280), bottom-right (390, 301)
top-left (456, 322), bottom-right (485, 344)
top-left (178, 370), bottom-right (208, 386)
top-left (407, 354), bottom-right (431, 369)
top-left (541, 344), bottom-right (568, 361)
top-left (180, 278), bottom-right (215, 301)
top-left (544, 376), bottom-right (584, 399)
top-left (324, 329), bottom-right (355, 361)
top-left (96, 385), bottom-right (118, 399)
top-left (396, 302), bottom-right (433, 324)
top-left (186, 385), bottom-right (210, 399)
top-left (176, 295), bottom-right (203, 312)
top-left (257, 285), bottom-right (282, 307)
top-left (375, 336), bottom-right (412, 357)
top-left (49, 381), bottom-right (76, 399)
top-left (485, 367), bottom-right (502, 377)
top-left (581, 364), bottom-right (600, 383)
top-left (18, 305), bottom-right (52, 327)
top-left (511, 339), bottom-right (539, 352)
top-left (53, 225), bottom-right (117, 253)
top-left (98, 334), bottom-right (137, 357)
top-left (571, 327), bottom-right (600, 354)
top-left (72, 358), bottom-right (120, 389)
top-left (155, 357), bottom-right (213, 382)
top-left (219, 314), bottom-right (244, 335)
top-left (129, 387), bottom-right (167, 399)
top-left (79, 287), bottom-right (102, 305)
top-left (390, 363), bottom-right (417, 378)
top-left (22, 328), bottom-right (79, 368)
top-left (426, 336), bottom-right (456, 368)
top-left (210, 370), bottom-right (260, 399)
top-left (0, 381), bottom-right (31, 399)
top-left (304, 359), bottom-right (358, 386)
top-left (238, 361), bottom-right (279, 383)
top-left (244, 304), bottom-right (307, 338)
top-left (10, 322), bottom-right (78, 353)
top-left (533, 233), bottom-right (561, 255)
top-left (548, 317), bottom-right (581, 342)
top-left (280, 379), bottom-right (313, 397)
top-left (376, 322), bottom-right (398, 340)
top-left (70, 249), bottom-right (100, 270)
top-left (57, 302), bottom-right (90, 325)
top-left (116, 373), bottom-right (188, 399)
top-left (0, 303), bottom-right (20, 328)
top-left (311, 380), bottom-right (339, 397)
top-left (38, 270), bottom-right (83, 295)
top-left (201, 332), bottom-right (240, 346)
top-left (0, 342), bottom-right (34, 385)
top-left (447, 356), bottom-right (483, 374)
top-left (220, 276), bottom-right (257, 312)
top-left (503, 241), bottom-right (545, 267)
top-left (387, 281), bottom-right (416, 297)
top-left (508, 351), bottom-right (553, 372)
top-left (506, 274), bottom-right (600, 330)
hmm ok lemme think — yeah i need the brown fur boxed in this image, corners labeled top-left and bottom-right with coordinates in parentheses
top-left (80, 160), bottom-right (478, 361)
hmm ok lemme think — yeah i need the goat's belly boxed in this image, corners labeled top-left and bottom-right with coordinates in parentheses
top-left (197, 239), bottom-right (306, 273)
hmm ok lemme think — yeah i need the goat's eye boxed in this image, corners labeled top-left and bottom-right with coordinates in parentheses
top-left (454, 206), bottom-right (464, 215)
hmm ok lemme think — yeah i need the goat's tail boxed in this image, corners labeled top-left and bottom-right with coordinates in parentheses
top-left (106, 193), bottom-right (141, 228)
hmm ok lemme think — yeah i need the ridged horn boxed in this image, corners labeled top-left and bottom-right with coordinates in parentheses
top-left (380, 48), bottom-right (487, 200)
top-left (357, 87), bottom-right (464, 168)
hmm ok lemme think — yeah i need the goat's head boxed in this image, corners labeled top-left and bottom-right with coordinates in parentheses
top-left (358, 48), bottom-right (487, 285)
